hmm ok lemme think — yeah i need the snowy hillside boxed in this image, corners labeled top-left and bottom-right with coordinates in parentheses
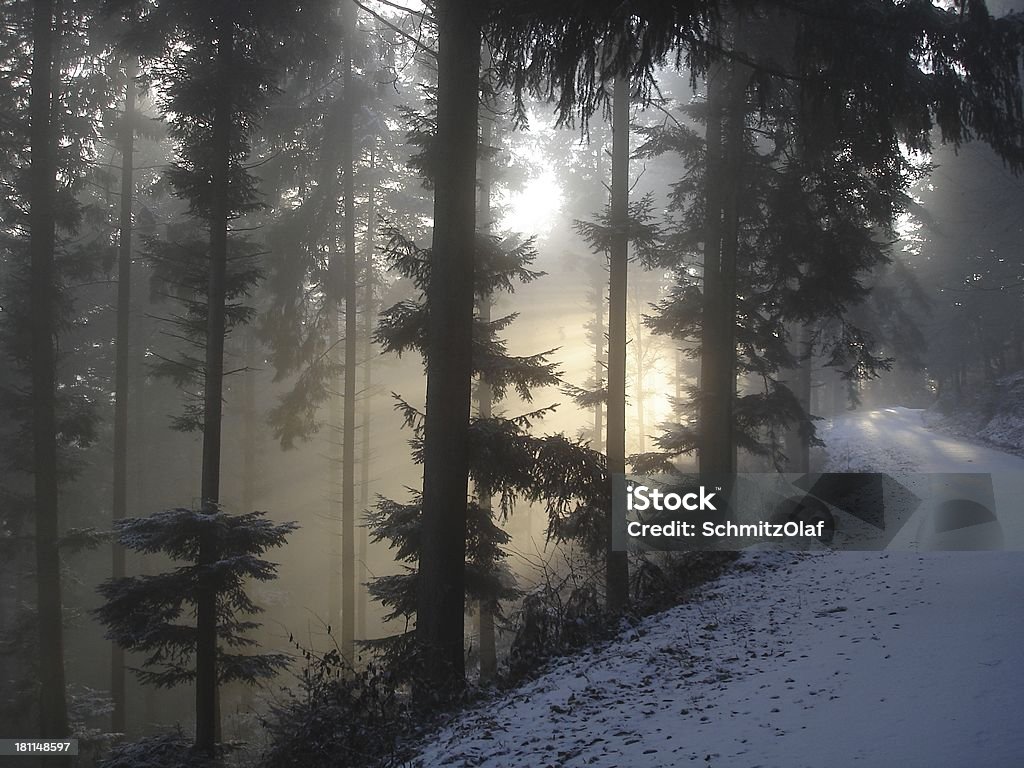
top-left (925, 371), bottom-right (1024, 455)
top-left (412, 551), bottom-right (1024, 768)
top-left (409, 410), bottom-right (1024, 768)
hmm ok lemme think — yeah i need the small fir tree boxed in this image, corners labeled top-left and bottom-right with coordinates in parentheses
top-left (94, 508), bottom-right (295, 708)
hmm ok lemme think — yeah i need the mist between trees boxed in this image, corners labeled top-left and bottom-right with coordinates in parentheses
top-left (1, 0), bottom-right (1023, 765)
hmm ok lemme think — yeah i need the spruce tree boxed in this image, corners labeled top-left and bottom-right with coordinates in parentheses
top-left (94, 509), bottom-right (295, 745)
top-left (338, 0), bottom-right (359, 669)
top-left (28, 0), bottom-right (70, 743)
top-left (368, 227), bottom-right (612, 683)
top-left (103, 0), bottom-right (328, 751)
top-left (0, 0), bottom-right (116, 746)
top-left (604, 72), bottom-right (630, 612)
top-left (110, 56), bottom-right (137, 735)
top-left (574, 191), bottom-right (663, 608)
top-left (415, 0), bottom-right (482, 697)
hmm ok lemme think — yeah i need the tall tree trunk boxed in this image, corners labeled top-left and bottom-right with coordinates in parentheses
top-left (476, 65), bottom-right (496, 683)
top-left (605, 72), bottom-right (630, 613)
top-left (796, 326), bottom-right (812, 472)
top-left (592, 134), bottom-right (606, 452)
top-left (131, 302), bottom-right (154, 731)
top-left (328, 316), bottom-right (341, 632)
top-left (416, 0), bottom-right (480, 697)
top-left (698, 45), bottom-right (747, 478)
top-left (357, 144), bottom-right (376, 644)
top-left (319, 55), bottom-right (346, 646)
top-left (29, 0), bottom-right (68, 748)
top-left (699, 61), bottom-right (726, 474)
top-left (196, 12), bottom-right (234, 754)
top-left (238, 330), bottom-right (256, 714)
top-left (340, 0), bottom-right (358, 667)
top-left (674, 345), bottom-right (683, 403)
top-left (324, 93), bottom-right (344, 644)
top-left (240, 332), bottom-right (256, 517)
top-left (593, 286), bottom-right (604, 452)
top-left (632, 316), bottom-right (646, 453)
top-left (111, 58), bottom-right (136, 736)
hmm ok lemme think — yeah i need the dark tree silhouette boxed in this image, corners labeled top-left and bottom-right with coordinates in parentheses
top-left (105, 0), bottom-right (327, 750)
top-left (96, 509), bottom-right (294, 757)
top-left (110, 56), bottom-right (137, 736)
top-left (369, 228), bottom-right (560, 678)
top-left (415, 0), bottom-right (482, 697)
top-left (339, 0), bottom-right (359, 666)
top-left (28, 0), bottom-right (69, 746)
top-left (604, 72), bottom-right (630, 612)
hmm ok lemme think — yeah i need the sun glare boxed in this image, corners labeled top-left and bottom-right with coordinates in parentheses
top-left (500, 169), bottom-right (564, 237)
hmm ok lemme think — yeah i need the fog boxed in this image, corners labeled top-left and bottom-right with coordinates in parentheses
top-left (2, 0), bottom-right (1023, 762)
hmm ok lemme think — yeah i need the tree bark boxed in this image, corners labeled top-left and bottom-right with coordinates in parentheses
top-left (328, 313), bottom-right (341, 632)
top-left (632, 315), bottom-right (646, 453)
top-left (29, 0), bottom-right (69, 749)
top-left (605, 72), bottom-right (630, 613)
top-left (699, 60), bottom-right (726, 475)
top-left (592, 136), bottom-right (606, 452)
top-left (238, 330), bottom-right (256, 714)
top-left (340, 0), bottom-right (358, 667)
top-left (416, 0), bottom-right (480, 697)
top-left (196, 12), bottom-right (234, 754)
top-left (240, 332), bottom-right (256, 517)
top-left (593, 284), bottom-right (604, 452)
top-left (674, 345), bottom-right (683, 403)
top-left (357, 145), bottom-right (376, 644)
top-left (324, 93), bottom-right (344, 646)
top-left (131, 292), bottom-right (153, 731)
top-left (796, 326), bottom-right (812, 472)
top-left (319, 45), bottom-right (346, 648)
top-left (111, 58), bottom-right (136, 736)
top-left (698, 41), bottom-right (747, 478)
top-left (476, 64), bottom-right (497, 683)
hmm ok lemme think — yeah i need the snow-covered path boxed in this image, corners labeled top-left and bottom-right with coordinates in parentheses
top-left (821, 406), bottom-right (1024, 473)
top-left (409, 409), bottom-right (1024, 768)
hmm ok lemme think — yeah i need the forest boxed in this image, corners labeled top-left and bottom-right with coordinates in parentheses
top-left (2, 0), bottom-right (1024, 766)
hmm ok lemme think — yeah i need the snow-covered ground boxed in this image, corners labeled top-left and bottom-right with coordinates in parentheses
top-left (413, 552), bottom-right (1023, 767)
top-left (821, 406), bottom-right (1024, 473)
top-left (409, 409), bottom-right (1024, 768)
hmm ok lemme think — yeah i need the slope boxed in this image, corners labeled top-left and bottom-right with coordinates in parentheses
top-left (410, 407), bottom-right (1024, 768)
